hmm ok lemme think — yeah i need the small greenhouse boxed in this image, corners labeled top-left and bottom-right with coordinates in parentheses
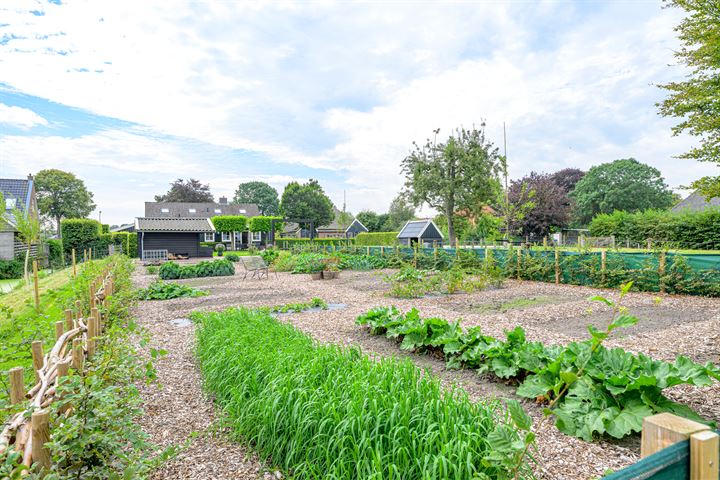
top-left (397, 219), bottom-right (444, 247)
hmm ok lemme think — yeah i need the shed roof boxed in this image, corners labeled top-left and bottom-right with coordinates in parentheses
top-left (345, 218), bottom-right (368, 234)
top-left (397, 219), bottom-right (444, 239)
top-left (671, 191), bottom-right (720, 213)
top-left (144, 202), bottom-right (260, 218)
top-left (135, 217), bottom-right (215, 232)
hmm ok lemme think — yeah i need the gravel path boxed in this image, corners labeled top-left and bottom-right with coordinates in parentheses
top-left (133, 264), bottom-right (720, 480)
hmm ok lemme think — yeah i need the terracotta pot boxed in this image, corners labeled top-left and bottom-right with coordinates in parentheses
top-left (322, 270), bottom-right (336, 280)
top-left (311, 272), bottom-right (322, 280)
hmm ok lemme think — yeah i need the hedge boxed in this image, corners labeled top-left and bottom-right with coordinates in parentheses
top-left (354, 231), bottom-right (399, 246)
top-left (47, 238), bottom-right (64, 269)
top-left (106, 232), bottom-right (138, 258)
top-left (60, 218), bottom-right (102, 254)
top-left (0, 258), bottom-right (23, 279)
top-left (276, 238), bottom-right (353, 248)
top-left (589, 209), bottom-right (720, 250)
top-left (249, 216), bottom-right (283, 233)
top-left (211, 215), bottom-right (247, 232)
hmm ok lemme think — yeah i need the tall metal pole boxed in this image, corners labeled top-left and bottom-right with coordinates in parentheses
top-left (503, 122), bottom-right (510, 241)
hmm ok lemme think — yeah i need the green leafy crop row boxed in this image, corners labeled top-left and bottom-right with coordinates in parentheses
top-left (268, 297), bottom-right (327, 313)
top-left (194, 307), bottom-right (535, 479)
top-left (158, 259), bottom-right (234, 280)
top-left (357, 289), bottom-right (720, 441)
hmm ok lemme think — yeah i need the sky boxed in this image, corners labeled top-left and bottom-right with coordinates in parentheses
top-left (0, 0), bottom-right (717, 226)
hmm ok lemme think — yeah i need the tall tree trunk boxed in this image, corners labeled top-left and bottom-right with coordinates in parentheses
top-left (445, 205), bottom-right (456, 247)
top-left (56, 216), bottom-right (62, 238)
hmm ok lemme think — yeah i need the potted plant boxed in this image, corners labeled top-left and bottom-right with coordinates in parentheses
top-left (308, 257), bottom-right (324, 280)
top-left (322, 257), bottom-right (340, 280)
top-left (215, 243), bottom-right (225, 257)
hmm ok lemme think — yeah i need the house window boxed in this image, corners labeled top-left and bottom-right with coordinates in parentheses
top-left (251, 231), bottom-right (261, 242)
top-left (160, 208), bottom-right (169, 213)
top-left (239, 209), bottom-right (246, 214)
top-left (221, 232), bottom-right (231, 242)
top-left (214, 209), bottom-right (222, 214)
top-left (204, 232), bottom-right (214, 242)
top-left (188, 208), bottom-right (196, 213)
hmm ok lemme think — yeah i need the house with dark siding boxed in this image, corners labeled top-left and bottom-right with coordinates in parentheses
top-left (136, 197), bottom-right (263, 257)
top-left (135, 217), bottom-right (215, 259)
top-left (397, 219), bottom-right (444, 247)
top-left (0, 175), bottom-right (39, 261)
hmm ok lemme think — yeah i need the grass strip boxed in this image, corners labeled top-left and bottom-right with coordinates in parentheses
top-left (194, 307), bottom-right (533, 479)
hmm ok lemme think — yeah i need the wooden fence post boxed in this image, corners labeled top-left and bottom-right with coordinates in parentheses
top-left (691, 430), bottom-right (719, 480)
top-left (9, 367), bottom-right (24, 405)
top-left (72, 338), bottom-right (84, 371)
top-left (31, 341), bottom-right (43, 382)
top-left (641, 413), bottom-right (709, 457)
top-left (31, 409), bottom-right (51, 469)
top-left (87, 312), bottom-right (97, 359)
top-left (75, 300), bottom-right (82, 322)
top-left (32, 260), bottom-right (40, 311)
top-left (601, 249), bottom-right (607, 283)
top-left (64, 309), bottom-right (74, 331)
top-left (554, 248), bottom-right (560, 285)
top-left (72, 248), bottom-right (77, 277)
top-left (516, 247), bottom-right (521, 280)
top-left (92, 307), bottom-right (101, 335)
top-left (659, 251), bottom-right (667, 294)
top-left (54, 321), bottom-right (64, 341)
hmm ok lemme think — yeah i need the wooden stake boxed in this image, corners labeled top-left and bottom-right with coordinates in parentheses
top-left (71, 248), bottom-right (76, 277)
top-left (690, 430), bottom-right (719, 480)
top-left (659, 251), bottom-right (667, 294)
top-left (641, 413), bottom-right (709, 458)
top-left (87, 312), bottom-right (97, 359)
top-left (89, 285), bottom-right (96, 310)
top-left (31, 341), bottom-right (43, 382)
top-left (54, 321), bottom-right (64, 341)
top-left (92, 307), bottom-right (101, 335)
top-left (9, 367), bottom-right (24, 405)
top-left (32, 260), bottom-right (40, 311)
top-left (516, 247), bottom-right (521, 280)
top-left (75, 299), bottom-right (82, 322)
top-left (72, 338), bottom-right (84, 371)
top-left (31, 409), bottom-right (51, 469)
top-left (64, 309), bottom-right (74, 331)
top-left (554, 248), bottom-right (560, 285)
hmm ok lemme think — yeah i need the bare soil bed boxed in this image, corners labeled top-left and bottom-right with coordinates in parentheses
top-left (133, 264), bottom-right (720, 480)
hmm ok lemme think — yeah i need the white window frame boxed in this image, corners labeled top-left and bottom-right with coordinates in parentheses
top-left (221, 232), bottom-right (231, 242)
top-left (160, 208), bottom-right (169, 213)
top-left (204, 232), bottom-right (214, 242)
top-left (251, 231), bottom-right (262, 242)
top-left (188, 208), bottom-right (197, 213)
top-left (239, 209), bottom-right (246, 213)
top-left (214, 208), bottom-right (222, 214)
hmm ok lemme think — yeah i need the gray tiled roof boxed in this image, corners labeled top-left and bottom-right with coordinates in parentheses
top-left (1, 177), bottom-right (33, 232)
top-left (672, 191), bottom-right (720, 213)
top-left (135, 217), bottom-right (216, 232)
top-left (397, 219), bottom-right (443, 239)
top-left (145, 202), bottom-right (260, 218)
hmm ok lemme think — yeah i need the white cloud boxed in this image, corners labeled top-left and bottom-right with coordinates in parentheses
top-left (0, 103), bottom-right (48, 129)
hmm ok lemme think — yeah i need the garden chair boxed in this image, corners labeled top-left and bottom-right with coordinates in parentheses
top-left (240, 256), bottom-right (274, 280)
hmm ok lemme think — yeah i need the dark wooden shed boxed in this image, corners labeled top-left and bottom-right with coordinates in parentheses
top-left (345, 218), bottom-right (369, 238)
top-left (397, 219), bottom-right (444, 247)
top-left (135, 217), bottom-right (215, 259)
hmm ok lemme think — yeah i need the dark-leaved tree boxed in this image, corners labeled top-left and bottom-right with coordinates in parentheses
top-left (550, 168), bottom-right (585, 194)
top-left (155, 179), bottom-right (213, 202)
top-left (509, 172), bottom-right (571, 238)
top-left (233, 181), bottom-right (279, 215)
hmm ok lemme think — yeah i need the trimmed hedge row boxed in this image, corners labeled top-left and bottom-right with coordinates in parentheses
top-left (354, 231), bottom-right (399, 246)
top-left (276, 237), bottom-right (352, 247)
top-left (158, 259), bottom-right (234, 280)
top-left (589, 209), bottom-right (720, 250)
top-left (211, 215), bottom-right (247, 232)
top-left (249, 216), bottom-right (283, 232)
top-left (59, 219), bottom-right (138, 259)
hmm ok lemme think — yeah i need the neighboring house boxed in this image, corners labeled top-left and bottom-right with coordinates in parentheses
top-left (0, 175), bottom-right (39, 261)
top-left (110, 223), bottom-right (135, 233)
top-left (282, 208), bottom-right (360, 239)
top-left (397, 219), bottom-right (444, 247)
top-left (142, 197), bottom-right (262, 250)
top-left (135, 217), bottom-right (215, 259)
top-left (672, 191), bottom-right (720, 213)
top-left (345, 218), bottom-right (369, 238)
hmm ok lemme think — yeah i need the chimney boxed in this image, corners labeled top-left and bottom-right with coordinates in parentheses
top-left (219, 196), bottom-right (228, 205)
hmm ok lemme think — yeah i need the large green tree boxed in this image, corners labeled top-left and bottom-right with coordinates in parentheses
top-left (233, 181), bottom-right (279, 215)
top-left (401, 126), bottom-right (503, 245)
top-left (570, 158), bottom-right (675, 225)
top-left (280, 179), bottom-right (334, 232)
top-left (356, 210), bottom-right (390, 232)
top-left (35, 169), bottom-right (95, 235)
top-left (385, 194), bottom-right (416, 231)
top-left (155, 178), bottom-right (213, 202)
top-left (659, 0), bottom-right (720, 198)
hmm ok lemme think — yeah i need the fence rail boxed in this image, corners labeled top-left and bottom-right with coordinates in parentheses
top-left (0, 264), bottom-right (116, 469)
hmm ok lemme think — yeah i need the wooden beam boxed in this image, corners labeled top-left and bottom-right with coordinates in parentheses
top-left (641, 413), bottom-right (710, 458)
top-left (691, 430), bottom-right (719, 480)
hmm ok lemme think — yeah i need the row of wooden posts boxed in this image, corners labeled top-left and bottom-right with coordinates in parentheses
top-left (0, 264), bottom-right (115, 470)
top-left (30, 249), bottom-right (94, 313)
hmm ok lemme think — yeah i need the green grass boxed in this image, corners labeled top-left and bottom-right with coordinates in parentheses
top-left (0, 279), bottom-right (21, 294)
top-left (194, 307), bottom-right (532, 479)
top-left (0, 259), bottom-right (114, 406)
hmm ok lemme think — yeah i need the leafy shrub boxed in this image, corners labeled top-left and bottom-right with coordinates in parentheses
top-left (272, 251), bottom-right (298, 272)
top-left (269, 297), bottom-right (327, 313)
top-left (260, 248), bottom-right (279, 265)
top-left (291, 253), bottom-right (326, 274)
top-left (249, 216), bottom-right (283, 232)
top-left (384, 266), bottom-right (500, 298)
top-left (211, 215), bottom-right (247, 233)
top-left (158, 260), bottom-right (234, 280)
top-left (354, 232), bottom-right (399, 246)
top-left (0, 258), bottom-right (23, 280)
top-left (277, 238), bottom-right (352, 248)
top-left (225, 253), bottom-right (240, 262)
top-left (60, 218), bottom-right (102, 254)
top-left (195, 307), bottom-right (534, 479)
top-left (135, 281), bottom-right (207, 300)
top-left (357, 288), bottom-right (720, 441)
top-left (47, 239), bottom-right (64, 269)
top-left (146, 265), bottom-right (158, 274)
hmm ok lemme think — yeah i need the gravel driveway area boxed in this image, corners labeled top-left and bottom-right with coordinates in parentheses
top-left (132, 263), bottom-right (720, 480)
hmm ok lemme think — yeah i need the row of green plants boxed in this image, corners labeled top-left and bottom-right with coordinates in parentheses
top-left (194, 307), bottom-right (534, 479)
top-left (135, 281), bottom-right (207, 300)
top-left (589, 208), bottom-right (720, 250)
top-left (1, 255), bottom-right (173, 478)
top-left (384, 265), bottom-right (502, 298)
top-left (158, 259), bottom-right (234, 280)
top-left (267, 297), bottom-right (327, 313)
top-left (356, 284), bottom-right (720, 441)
